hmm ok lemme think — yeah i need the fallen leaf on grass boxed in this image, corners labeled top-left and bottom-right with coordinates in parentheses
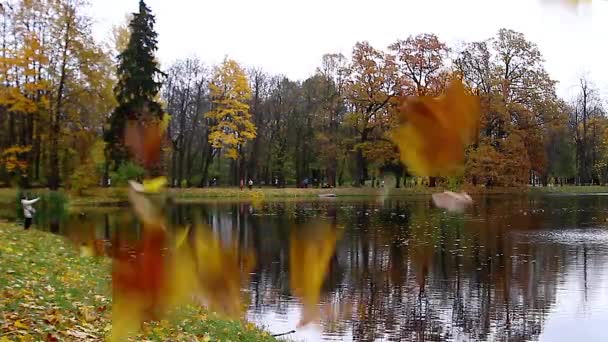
top-left (14, 320), bottom-right (28, 329)
top-left (79, 306), bottom-right (97, 322)
top-left (65, 329), bottom-right (95, 339)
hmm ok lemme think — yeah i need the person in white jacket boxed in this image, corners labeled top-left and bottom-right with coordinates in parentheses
top-left (21, 195), bottom-right (40, 229)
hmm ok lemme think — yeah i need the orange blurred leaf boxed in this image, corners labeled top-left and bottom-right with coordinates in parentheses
top-left (391, 78), bottom-right (480, 176)
top-left (124, 120), bottom-right (163, 168)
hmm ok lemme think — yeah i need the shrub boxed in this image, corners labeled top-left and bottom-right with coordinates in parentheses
top-left (110, 161), bottom-right (145, 186)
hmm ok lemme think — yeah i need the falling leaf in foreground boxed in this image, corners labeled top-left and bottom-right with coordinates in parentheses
top-left (390, 78), bottom-right (480, 177)
top-left (540, 0), bottom-right (592, 10)
top-left (290, 223), bottom-right (340, 327)
top-left (110, 227), bottom-right (168, 341)
top-left (111, 183), bottom-right (168, 341)
top-left (175, 227), bottom-right (256, 318)
top-left (432, 191), bottom-right (473, 213)
top-left (124, 113), bottom-right (170, 169)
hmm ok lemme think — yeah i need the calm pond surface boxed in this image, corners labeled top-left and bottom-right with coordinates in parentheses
top-left (5, 193), bottom-right (608, 341)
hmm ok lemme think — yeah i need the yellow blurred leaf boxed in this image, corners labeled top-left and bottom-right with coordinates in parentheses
top-left (143, 176), bottom-right (167, 193)
top-left (290, 223), bottom-right (340, 327)
top-left (391, 78), bottom-right (480, 177)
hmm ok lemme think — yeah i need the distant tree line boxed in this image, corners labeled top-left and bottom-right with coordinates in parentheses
top-left (0, 0), bottom-right (604, 190)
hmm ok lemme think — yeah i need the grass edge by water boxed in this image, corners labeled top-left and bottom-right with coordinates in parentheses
top-left (2, 185), bottom-right (608, 208)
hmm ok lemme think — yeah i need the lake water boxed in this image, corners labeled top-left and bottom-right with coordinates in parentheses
top-left (4, 193), bottom-right (608, 341)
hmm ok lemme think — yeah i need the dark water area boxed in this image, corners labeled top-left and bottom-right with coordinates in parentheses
top-left (4, 194), bottom-right (608, 341)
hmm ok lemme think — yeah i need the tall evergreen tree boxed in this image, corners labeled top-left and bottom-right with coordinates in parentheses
top-left (105, 0), bottom-right (164, 171)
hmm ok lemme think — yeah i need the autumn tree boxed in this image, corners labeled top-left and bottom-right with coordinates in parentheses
top-left (205, 58), bottom-right (255, 184)
top-left (105, 0), bottom-right (164, 175)
top-left (389, 33), bottom-right (448, 96)
top-left (389, 33), bottom-right (449, 186)
top-left (457, 29), bottom-right (560, 186)
top-left (344, 42), bottom-right (398, 186)
top-left (163, 58), bottom-right (209, 187)
top-left (0, 0), bottom-right (114, 189)
top-left (315, 53), bottom-right (348, 187)
top-left (569, 77), bottom-right (606, 184)
top-left (245, 68), bottom-right (271, 184)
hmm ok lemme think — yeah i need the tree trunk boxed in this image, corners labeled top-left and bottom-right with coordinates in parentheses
top-left (178, 143), bottom-right (185, 187)
top-left (355, 147), bottom-right (367, 186)
top-left (171, 144), bottom-right (178, 187)
top-left (49, 13), bottom-right (71, 190)
top-left (199, 145), bottom-right (213, 187)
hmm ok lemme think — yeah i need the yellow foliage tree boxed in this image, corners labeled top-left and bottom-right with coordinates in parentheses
top-left (205, 58), bottom-right (255, 160)
top-left (1, 146), bottom-right (31, 173)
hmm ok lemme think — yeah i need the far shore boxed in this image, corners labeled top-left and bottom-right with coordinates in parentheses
top-left (1, 185), bottom-right (607, 207)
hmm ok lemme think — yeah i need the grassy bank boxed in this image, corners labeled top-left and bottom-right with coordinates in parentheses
top-left (1, 186), bottom-right (438, 207)
top-left (528, 185), bottom-right (608, 194)
top-left (0, 223), bottom-right (276, 341)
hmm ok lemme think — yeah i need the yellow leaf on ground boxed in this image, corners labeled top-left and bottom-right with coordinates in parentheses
top-left (14, 320), bottom-right (28, 329)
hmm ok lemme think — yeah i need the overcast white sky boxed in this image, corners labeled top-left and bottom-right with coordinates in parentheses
top-left (89, 0), bottom-right (608, 99)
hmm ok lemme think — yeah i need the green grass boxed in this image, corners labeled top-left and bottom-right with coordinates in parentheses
top-left (0, 223), bottom-right (277, 341)
top-left (528, 185), bottom-right (608, 194)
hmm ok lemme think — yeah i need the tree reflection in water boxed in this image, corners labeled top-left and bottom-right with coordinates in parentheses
top-left (48, 194), bottom-right (608, 341)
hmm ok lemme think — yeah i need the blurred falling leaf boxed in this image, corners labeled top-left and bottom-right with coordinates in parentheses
top-left (174, 225), bottom-right (190, 249)
top-left (143, 176), bottom-right (168, 193)
top-left (541, 0), bottom-right (591, 6)
top-left (432, 191), bottom-right (473, 213)
top-left (80, 244), bottom-right (94, 257)
top-left (290, 223), bottom-right (340, 327)
top-left (124, 119), bottom-right (165, 168)
top-left (165, 224), bottom-right (256, 317)
top-left (111, 223), bottom-right (256, 340)
top-left (188, 227), bottom-right (256, 318)
top-left (391, 78), bottom-right (480, 177)
top-left (110, 228), bottom-right (167, 341)
top-left (127, 184), bottom-right (165, 226)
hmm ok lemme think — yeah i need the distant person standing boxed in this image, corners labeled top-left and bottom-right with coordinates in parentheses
top-left (21, 194), bottom-right (40, 230)
top-left (240, 178), bottom-right (244, 191)
top-left (248, 178), bottom-right (253, 190)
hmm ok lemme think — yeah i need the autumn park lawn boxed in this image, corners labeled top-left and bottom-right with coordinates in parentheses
top-left (0, 223), bottom-right (276, 341)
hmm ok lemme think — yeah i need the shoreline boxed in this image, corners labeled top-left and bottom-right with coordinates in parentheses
top-left (1, 185), bottom-right (608, 207)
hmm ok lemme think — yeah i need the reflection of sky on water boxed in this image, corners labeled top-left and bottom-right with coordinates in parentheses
top-left (248, 304), bottom-right (351, 342)
top-left (540, 248), bottom-right (608, 342)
